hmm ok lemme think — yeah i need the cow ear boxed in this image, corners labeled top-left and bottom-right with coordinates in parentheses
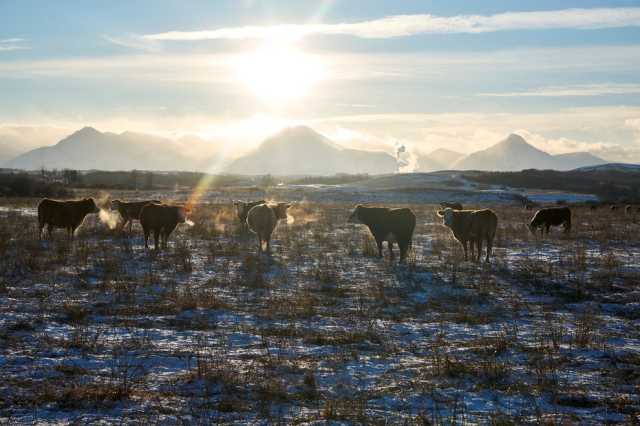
top-left (436, 210), bottom-right (444, 217)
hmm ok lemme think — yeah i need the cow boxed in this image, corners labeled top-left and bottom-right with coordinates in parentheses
top-left (348, 205), bottom-right (416, 262)
top-left (528, 207), bottom-right (571, 236)
top-left (436, 208), bottom-right (498, 263)
top-left (139, 203), bottom-right (188, 250)
top-left (246, 203), bottom-right (290, 253)
top-left (440, 202), bottom-right (463, 210)
top-left (110, 199), bottom-right (160, 233)
top-left (234, 200), bottom-right (265, 232)
top-left (610, 205), bottom-right (618, 211)
top-left (37, 198), bottom-right (100, 239)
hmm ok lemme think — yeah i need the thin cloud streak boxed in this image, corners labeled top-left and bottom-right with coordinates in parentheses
top-left (0, 38), bottom-right (29, 52)
top-left (144, 8), bottom-right (640, 41)
top-left (479, 83), bottom-right (640, 97)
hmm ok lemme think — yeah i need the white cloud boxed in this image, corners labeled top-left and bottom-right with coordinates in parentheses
top-left (0, 38), bottom-right (29, 52)
top-left (144, 8), bottom-right (640, 41)
top-left (479, 83), bottom-right (640, 97)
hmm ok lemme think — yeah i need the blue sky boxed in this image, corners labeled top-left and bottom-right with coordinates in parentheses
top-left (2, 0), bottom-right (640, 161)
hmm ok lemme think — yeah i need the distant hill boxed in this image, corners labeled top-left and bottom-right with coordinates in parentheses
top-left (6, 127), bottom-right (222, 171)
top-left (574, 163), bottom-right (640, 172)
top-left (452, 134), bottom-right (606, 171)
top-left (225, 126), bottom-right (398, 175)
top-left (0, 126), bottom-right (70, 164)
top-left (416, 148), bottom-right (464, 171)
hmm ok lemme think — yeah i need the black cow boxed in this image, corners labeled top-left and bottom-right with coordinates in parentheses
top-left (348, 205), bottom-right (416, 262)
top-left (529, 207), bottom-right (571, 236)
top-left (38, 198), bottom-right (100, 239)
top-left (234, 200), bottom-right (266, 232)
top-left (440, 202), bottom-right (463, 210)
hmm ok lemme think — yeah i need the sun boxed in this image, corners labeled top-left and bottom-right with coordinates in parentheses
top-left (233, 42), bottom-right (325, 104)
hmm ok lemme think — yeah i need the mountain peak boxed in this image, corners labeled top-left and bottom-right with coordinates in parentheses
top-left (502, 133), bottom-right (528, 146)
top-left (272, 125), bottom-right (322, 140)
top-left (74, 126), bottom-right (101, 137)
top-left (226, 126), bottom-right (397, 175)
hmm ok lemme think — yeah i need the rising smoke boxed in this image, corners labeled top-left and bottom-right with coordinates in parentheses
top-left (395, 143), bottom-right (418, 173)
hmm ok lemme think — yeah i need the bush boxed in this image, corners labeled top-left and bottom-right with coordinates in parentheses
top-left (0, 172), bottom-right (71, 197)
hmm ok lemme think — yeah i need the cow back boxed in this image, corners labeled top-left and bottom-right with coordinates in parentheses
top-left (356, 207), bottom-right (416, 239)
top-left (247, 204), bottom-right (277, 234)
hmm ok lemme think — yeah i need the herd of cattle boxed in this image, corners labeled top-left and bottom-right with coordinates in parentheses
top-left (34, 196), bottom-right (615, 262)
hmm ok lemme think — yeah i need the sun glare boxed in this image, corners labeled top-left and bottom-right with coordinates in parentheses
top-left (234, 42), bottom-right (325, 104)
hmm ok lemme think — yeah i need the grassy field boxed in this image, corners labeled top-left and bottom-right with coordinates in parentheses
top-left (0, 194), bottom-right (639, 424)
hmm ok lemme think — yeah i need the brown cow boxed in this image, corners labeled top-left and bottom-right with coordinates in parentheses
top-left (37, 198), bottom-right (100, 239)
top-left (234, 200), bottom-right (265, 232)
top-left (139, 203), bottom-right (188, 250)
top-left (437, 208), bottom-right (498, 263)
top-left (247, 203), bottom-right (290, 253)
top-left (110, 199), bottom-right (160, 233)
top-left (348, 205), bottom-right (416, 262)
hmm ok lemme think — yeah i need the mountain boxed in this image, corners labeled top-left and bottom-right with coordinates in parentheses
top-left (553, 152), bottom-right (607, 170)
top-left (452, 134), bottom-right (606, 171)
top-left (0, 126), bottom-right (70, 164)
top-left (225, 126), bottom-right (398, 175)
top-left (6, 127), bottom-right (222, 171)
top-left (416, 148), bottom-right (464, 171)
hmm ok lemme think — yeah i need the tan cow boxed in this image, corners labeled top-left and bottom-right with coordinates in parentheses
top-left (37, 198), bottom-right (100, 239)
top-left (139, 203), bottom-right (188, 250)
top-left (247, 203), bottom-right (290, 253)
top-left (110, 199), bottom-right (160, 233)
top-left (437, 207), bottom-right (498, 263)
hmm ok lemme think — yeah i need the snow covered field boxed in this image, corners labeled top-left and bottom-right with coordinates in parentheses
top-left (1, 193), bottom-right (639, 424)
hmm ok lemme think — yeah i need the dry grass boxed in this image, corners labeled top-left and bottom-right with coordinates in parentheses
top-left (0, 196), bottom-right (638, 423)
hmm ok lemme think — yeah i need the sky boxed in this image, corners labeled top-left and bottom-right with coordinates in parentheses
top-left (2, 0), bottom-right (640, 161)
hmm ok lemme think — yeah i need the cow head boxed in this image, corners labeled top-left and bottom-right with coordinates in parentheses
top-left (110, 199), bottom-right (121, 211)
top-left (177, 207), bottom-right (188, 223)
top-left (85, 198), bottom-right (100, 214)
top-left (348, 205), bottom-right (363, 223)
top-left (436, 208), bottom-right (454, 227)
top-left (273, 203), bottom-right (290, 220)
top-left (528, 221), bottom-right (538, 235)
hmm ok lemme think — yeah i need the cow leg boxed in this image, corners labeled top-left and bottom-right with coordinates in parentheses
top-left (153, 230), bottom-right (160, 250)
top-left (128, 219), bottom-right (133, 234)
top-left (485, 237), bottom-right (492, 263)
top-left (142, 225), bottom-right (149, 248)
top-left (476, 239), bottom-right (482, 263)
top-left (388, 241), bottom-right (395, 259)
top-left (462, 240), bottom-right (468, 261)
top-left (265, 230), bottom-right (273, 253)
top-left (399, 242), bottom-right (408, 263)
top-left (257, 234), bottom-right (263, 253)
